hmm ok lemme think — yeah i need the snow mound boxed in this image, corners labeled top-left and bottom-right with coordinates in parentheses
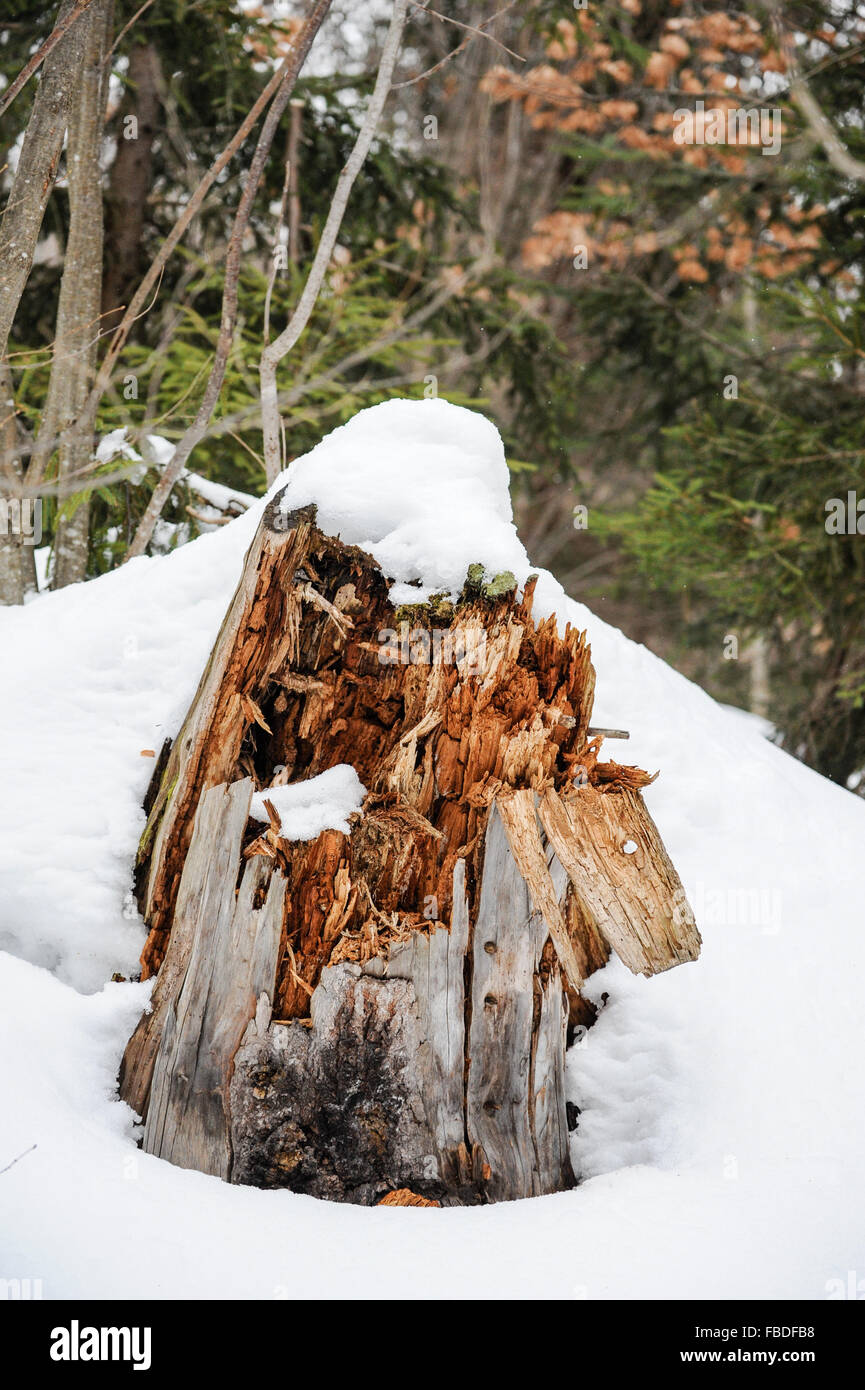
top-left (278, 398), bottom-right (524, 603)
top-left (0, 399), bottom-right (863, 1298)
top-left (249, 765), bottom-right (366, 840)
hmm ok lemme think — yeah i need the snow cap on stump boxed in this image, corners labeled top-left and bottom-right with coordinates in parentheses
top-left (278, 398), bottom-right (526, 604)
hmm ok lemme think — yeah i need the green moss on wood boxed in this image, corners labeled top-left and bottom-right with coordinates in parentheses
top-left (462, 563), bottom-right (517, 602)
top-left (465, 562), bottom-right (485, 591)
top-left (393, 591), bottom-right (456, 626)
top-left (137, 771), bottom-right (178, 865)
top-left (391, 569), bottom-right (518, 626)
top-left (481, 570), bottom-right (517, 599)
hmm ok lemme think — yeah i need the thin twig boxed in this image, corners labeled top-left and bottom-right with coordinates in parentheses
top-left (73, 10), bottom-right (331, 453)
top-left (0, 1144), bottom-right (37, 1176)
top-left (394, 2), bottom-right (516, 88)
top-left (773, 6), bottom-right (865, 182)
top-left (105, 0), bottom-right (156, 61)
top-left (790, 77), bottom-right (865, 181)
top-left (0, 0), bottom-right (95, 119)
top-left (260, 0), bottom-right (409, 479)
top-left (409, 1), bottom-right (524, 63)
top-left (123, 0), bottom-right (334, 559)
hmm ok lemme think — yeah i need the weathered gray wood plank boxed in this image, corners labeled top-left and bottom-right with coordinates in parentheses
top-left (120, 778), bottom-right (257, 1119)
top-left (531, 960), bottom-right (571, 1186)
top-left (466, 802), bottom-right (574, 1201)
top-left (497, 788), bottom-right (584, 990)
top-left (386, 856), bottom-right (469, 1159)
top-left (539, 784), bottom-right (701, 976)
top-left (142, 781), bottom-right (285, 1177)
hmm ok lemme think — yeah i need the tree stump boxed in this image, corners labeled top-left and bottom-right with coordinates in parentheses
top-left (120, 493), bottom-right (700, 1204)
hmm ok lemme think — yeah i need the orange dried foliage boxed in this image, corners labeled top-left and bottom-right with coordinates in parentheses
top-left (378, 1189), bottom-right (441, 1208)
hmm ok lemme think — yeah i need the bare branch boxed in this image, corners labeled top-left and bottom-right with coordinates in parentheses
top-left (790, 77), bottom-right (865, 183)
top-left (409, 2), bottom-right (524, 64)
top-left (0, 0), bottom-right (91, 361)
top-left (393, 2), bottom-right (517, 89)
top-left (0, 0), bottom-right (96, 120)
top-left (122, 0), bottom-right (334, 560)
top-left (105, 0), bottom-right (157, 62)
top-left (72, 4), bottom-right (331, 449)
top-left (260, 0), bottom-right (409, 480)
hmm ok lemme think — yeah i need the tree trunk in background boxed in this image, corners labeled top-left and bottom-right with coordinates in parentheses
top-left (39, 0), bottom-right (113, 590)
top-left (747, 635), bottom-right (771, 721)
top-left (0, 364), bottom-right (39, 605)
top-left (0, 0), bottom-right (90, 364)
top-left (101, 42), bottom-right (160, 329)
top-left (0, 535), bottom-right (24, 606)
top-left (120, 499), bottom-right (700, 1204)
top-left (740, 288), bottom-right (772, 723)
top-left (0, 0), bottom-right (93, 604)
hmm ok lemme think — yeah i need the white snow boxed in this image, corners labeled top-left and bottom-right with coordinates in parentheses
top-left (249, 765), bottom-right (366, 840)
top-left (184, 471), bottom-right (254, 515)
top-left (278, 398), bottom-right (522, 604)
top-left (0, 398), bottom-right (863, 1299)
top-left (143, 432), bottom-right (256, 523)
top-left (95, 427), bottom-right (141, 464)
top-left (141, 433), bottom-right (174, 468)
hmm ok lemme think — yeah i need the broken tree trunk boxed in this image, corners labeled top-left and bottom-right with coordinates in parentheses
top-left (120, 493), bottom-right (700, 1204)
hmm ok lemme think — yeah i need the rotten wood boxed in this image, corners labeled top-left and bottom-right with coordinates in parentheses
top-left (497, 788), bottom-right (583, 990)
top-left (136, 498), bottom-right (315, 955)
top-left (538, 785), bottom-right (700, 976)
top-left (228, 858), bottom-right (475, 1203)
top-left (121, 498), bottom-right (700, 1204)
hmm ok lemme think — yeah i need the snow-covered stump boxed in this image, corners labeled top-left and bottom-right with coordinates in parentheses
top-left (120, 491), bottom-right (701, 1204)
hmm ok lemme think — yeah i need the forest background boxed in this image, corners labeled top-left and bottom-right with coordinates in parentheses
top-left (2, 0), bottom-right (865, 792)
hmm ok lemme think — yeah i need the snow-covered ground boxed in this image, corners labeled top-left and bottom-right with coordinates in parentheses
top-left (0, 400), bottom-right (862, 1299)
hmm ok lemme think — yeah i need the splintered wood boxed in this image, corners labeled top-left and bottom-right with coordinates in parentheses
top-left (122, 491), bottom-right (700, 1205)
top-left (377, 1190), bottom-right (441, 1208)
